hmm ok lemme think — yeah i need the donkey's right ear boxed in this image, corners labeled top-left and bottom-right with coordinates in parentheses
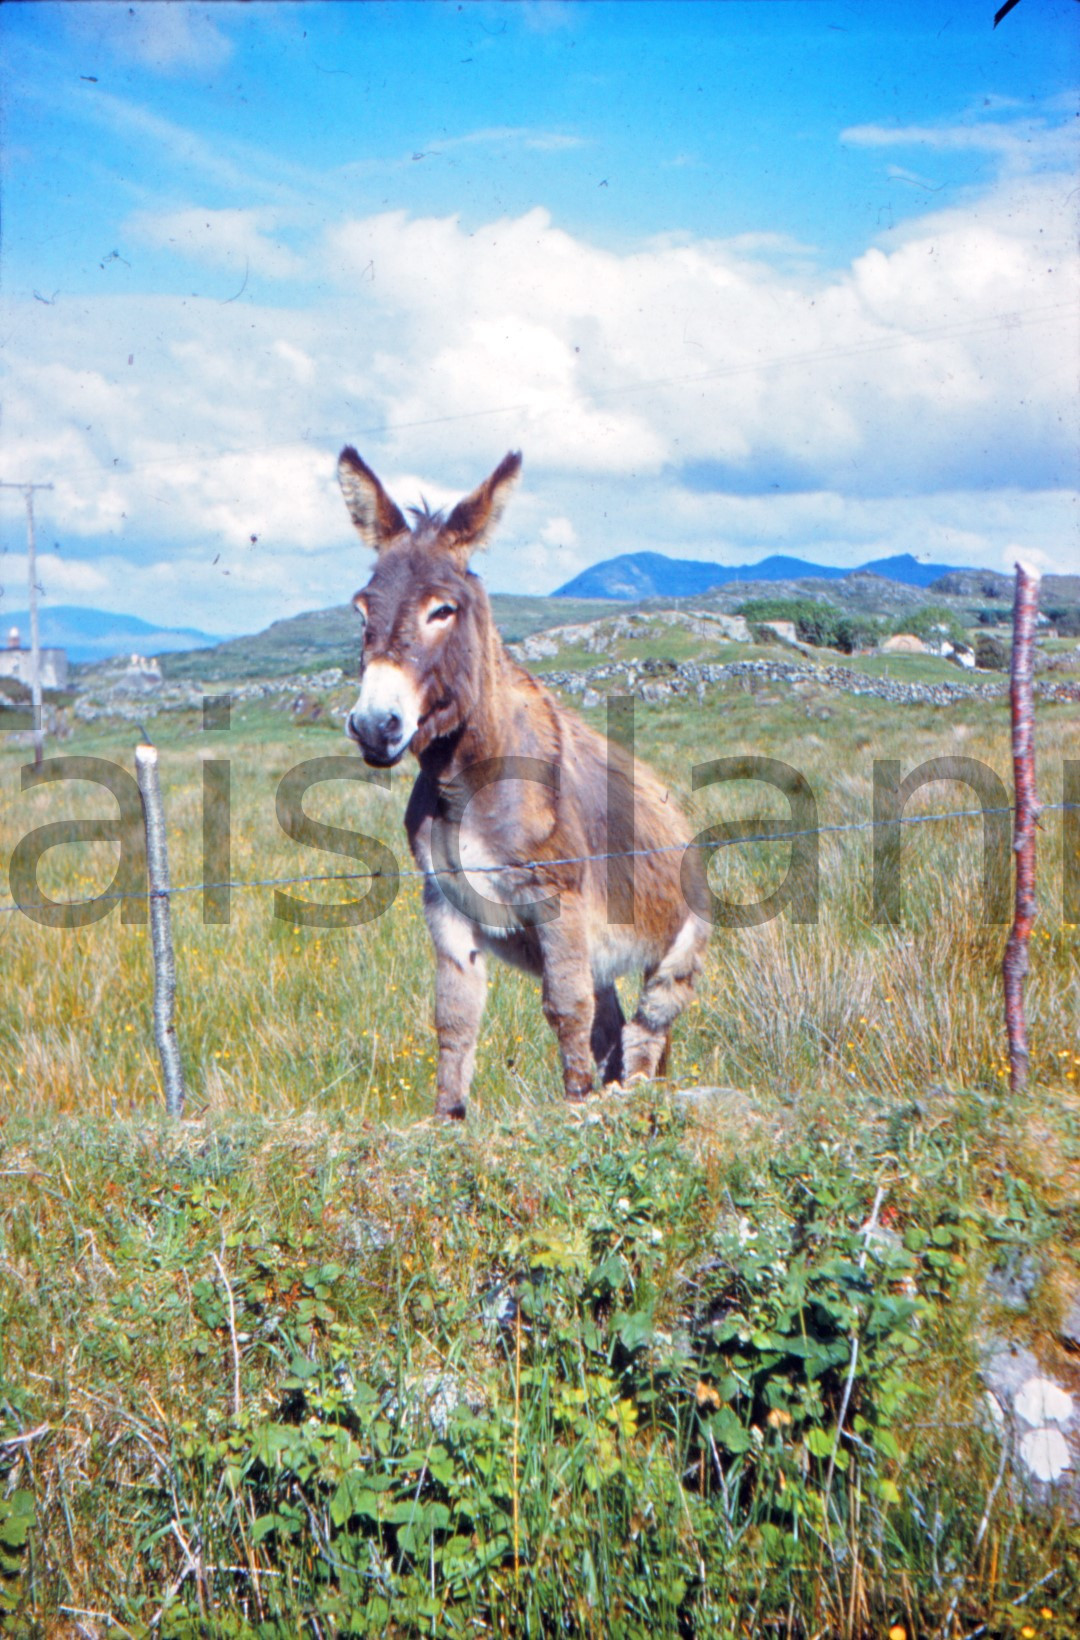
top-left (337, 447), bottom-right (409, 551)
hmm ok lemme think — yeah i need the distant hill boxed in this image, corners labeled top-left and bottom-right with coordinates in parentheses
top-left (552, 551), bottom-right (972, 600)
top-left (930, 569), bottom-right (1080, 604)
top-left (1, 606), bottom-right (219, 666)
top-left (159, 594), bottom-right (620, 683)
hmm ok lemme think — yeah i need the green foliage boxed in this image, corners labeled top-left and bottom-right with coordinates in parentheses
top-left (976, 632), bottom-right (1010, 671)
top-left (0, 1489), bottom-right (34, 1622)
top-left (3, 1099), bottom-right (1076, 1634)
top-left (1045, 604), bottom-right (1080, 637)
top-left (736, 597), bottom-right (885, 653)
top-left (887, 603), bottom-right (967, 645)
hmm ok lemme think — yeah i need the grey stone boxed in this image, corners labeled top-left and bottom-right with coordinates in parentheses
top-left (978, 1334), bottom-right (1080, 1510)
top-left (1059, 1293), bottom-right (1080, 1353)
top-left (985, 1252), bottom-right (1043, 1314)
top-left (343, 1215), bottom-right (393, 1256)
top-left (979, 1338), bottom-right (1042, 1405)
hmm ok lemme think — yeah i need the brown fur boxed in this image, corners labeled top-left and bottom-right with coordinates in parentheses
top-left (338, 446), bottom-right (709, 1118)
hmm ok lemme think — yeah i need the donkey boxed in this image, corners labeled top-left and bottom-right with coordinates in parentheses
top-left (338, 446), bottom-right (710, 1119)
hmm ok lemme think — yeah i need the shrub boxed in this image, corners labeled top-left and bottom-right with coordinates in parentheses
top-left (1046, 605), bottom-right (1080, 637)
top-left (890, 605), bottom-right (967, 646)
top-left (737, 598), bottom-right (883, 652)
top-left (975, 633), bottom-right (1009, 670)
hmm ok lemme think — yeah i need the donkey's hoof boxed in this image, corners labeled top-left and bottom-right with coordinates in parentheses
top-left (435, 1098), bottom-right (467, 1121)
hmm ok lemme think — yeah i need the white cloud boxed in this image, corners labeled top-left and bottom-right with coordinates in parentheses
top-left (841, 112), bottom-right (1078, 177)
top-left (0, 551), bottom-right (110, 602)
top-left (2, 157), bottom-right (1077, 629)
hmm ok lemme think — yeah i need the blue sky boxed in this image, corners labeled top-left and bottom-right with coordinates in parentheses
top-left (1, 1), bottom-right (1077, 634)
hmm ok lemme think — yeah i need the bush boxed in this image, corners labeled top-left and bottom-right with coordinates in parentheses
top-left (833, 614), bottom-right (883, 654)
top-left (975, 633), bottom-right (1009, 671)
top-left (1046, 605), bottom-right (1080, 637)
top-left (737, 598), bottom-right (883, 653)
top-left (890, 605), bottom-right (966, 646)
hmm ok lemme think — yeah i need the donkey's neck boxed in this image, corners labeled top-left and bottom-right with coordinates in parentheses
top-left (416, 615), bottom-right (519, 780)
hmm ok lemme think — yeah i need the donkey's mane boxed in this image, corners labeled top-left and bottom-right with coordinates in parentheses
top-left (407, 499), bottom-right (444, 527)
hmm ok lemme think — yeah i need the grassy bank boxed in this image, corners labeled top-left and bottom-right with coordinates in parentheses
top-left (2, 1088), bottom-right (1078, 1637)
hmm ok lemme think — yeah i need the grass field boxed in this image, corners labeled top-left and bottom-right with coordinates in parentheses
top-left (1, 681), bottom-right (1078, 1636)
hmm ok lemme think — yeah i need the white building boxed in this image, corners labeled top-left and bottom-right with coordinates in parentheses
top-left (0, 626), bottom-right (68, 690)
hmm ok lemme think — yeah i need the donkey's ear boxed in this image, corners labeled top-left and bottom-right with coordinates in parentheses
top-left (443, 451), bottom-right (522, 560)
top-left (337, 447), bottom-right (409, 551)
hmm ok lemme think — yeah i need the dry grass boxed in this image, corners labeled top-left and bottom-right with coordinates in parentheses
top-left (1, 687), bottom-right (1076, 1126)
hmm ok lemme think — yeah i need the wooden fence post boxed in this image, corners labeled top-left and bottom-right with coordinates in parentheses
top-left (135, 743), bottom-right (187, 1116)
top-left (1003, 562), bottom-right (1040, 1095)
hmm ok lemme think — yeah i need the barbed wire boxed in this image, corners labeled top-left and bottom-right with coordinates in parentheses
top-left (0, 801), bottom-right (1075, 918)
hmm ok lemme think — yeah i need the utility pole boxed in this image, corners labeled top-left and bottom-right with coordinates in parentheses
top-left (0, 480), bottom-right (54, 768)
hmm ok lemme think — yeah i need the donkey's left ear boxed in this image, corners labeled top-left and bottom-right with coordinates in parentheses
top-left (338, 447), bottom-right (409, 552)
top-left (443, 451), bottom-right (522, 560)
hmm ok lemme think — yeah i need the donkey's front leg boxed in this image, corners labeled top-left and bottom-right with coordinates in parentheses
top-left (538, 903), bottom-right (595, 1103)
top-left (426, 898), bottom-right (488, 1119)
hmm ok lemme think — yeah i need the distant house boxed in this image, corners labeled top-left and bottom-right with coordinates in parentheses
top-left (0, 626), bottom-right (68, 690)
top-left (881, 633), bottom-right (928, 655)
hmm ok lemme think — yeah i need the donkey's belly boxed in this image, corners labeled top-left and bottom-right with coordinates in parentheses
top-left (478, 924), bottom-right (544, 976)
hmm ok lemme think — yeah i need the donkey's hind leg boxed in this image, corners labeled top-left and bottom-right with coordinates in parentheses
top-left (623, 914), bottom-right (707, 1084)
top-left (590, 984), bottom-right (625, 1086)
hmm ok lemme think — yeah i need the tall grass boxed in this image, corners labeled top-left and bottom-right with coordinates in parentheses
top-left (1, 690), bottom-right (1076, 1123)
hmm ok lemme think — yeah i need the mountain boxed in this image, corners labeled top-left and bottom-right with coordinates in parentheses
top-left (0, 606), bottom-right (220, 665)
top-left (551, 551), bottom-right (973, 600)
top-left (858, 555), bottom-right (972, 588)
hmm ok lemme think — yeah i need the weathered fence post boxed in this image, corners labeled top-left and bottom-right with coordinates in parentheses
top-left (135, 742), bottom-right (187, 1116)
top-left (1003, 562), bottom-right (1040, 1094)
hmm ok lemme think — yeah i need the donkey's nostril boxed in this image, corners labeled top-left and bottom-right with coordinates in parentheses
top-left (384, 711), bottom-right (402, 737)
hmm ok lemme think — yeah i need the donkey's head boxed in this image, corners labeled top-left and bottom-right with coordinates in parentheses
top-left (338, 447), bottom-right (522, 766)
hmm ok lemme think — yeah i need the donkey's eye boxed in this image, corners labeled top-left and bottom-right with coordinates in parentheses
top-left (427, 603), bottom-right (457, 624)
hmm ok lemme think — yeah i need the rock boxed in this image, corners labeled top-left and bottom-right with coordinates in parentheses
top-left (979, 1336), bottom-right (1080, 1511)
top-left (1013, 1377), bottom-right (1074, 1428)
top-left (290, 692), bottom-right (323, 722)
top-left (986, 1251), bottom-right (1043, 1314)
top-left (980, 1339), bottom-right (1043, 1405)
top-left (1018, 1426), bottom-right (1072, 1484)
top-left (479, 1283), bottom-right (518, 1330)
top-left (343, 1215), bottom-right (393, 1255)
top-left (513, 633), bottom-right (560, 661)
top-left (948, 643), bottom-right (976, 669)
top-left (1060, 1294), bottom-right (1080, 1353)
top-left (389, 1368), bottom-right (487, 1437)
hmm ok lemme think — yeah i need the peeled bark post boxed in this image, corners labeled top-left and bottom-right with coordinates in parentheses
top-left (1003, 562), bottom-right (1040, 1095)
top-left (135, 743), bottom-right (187, 1116)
